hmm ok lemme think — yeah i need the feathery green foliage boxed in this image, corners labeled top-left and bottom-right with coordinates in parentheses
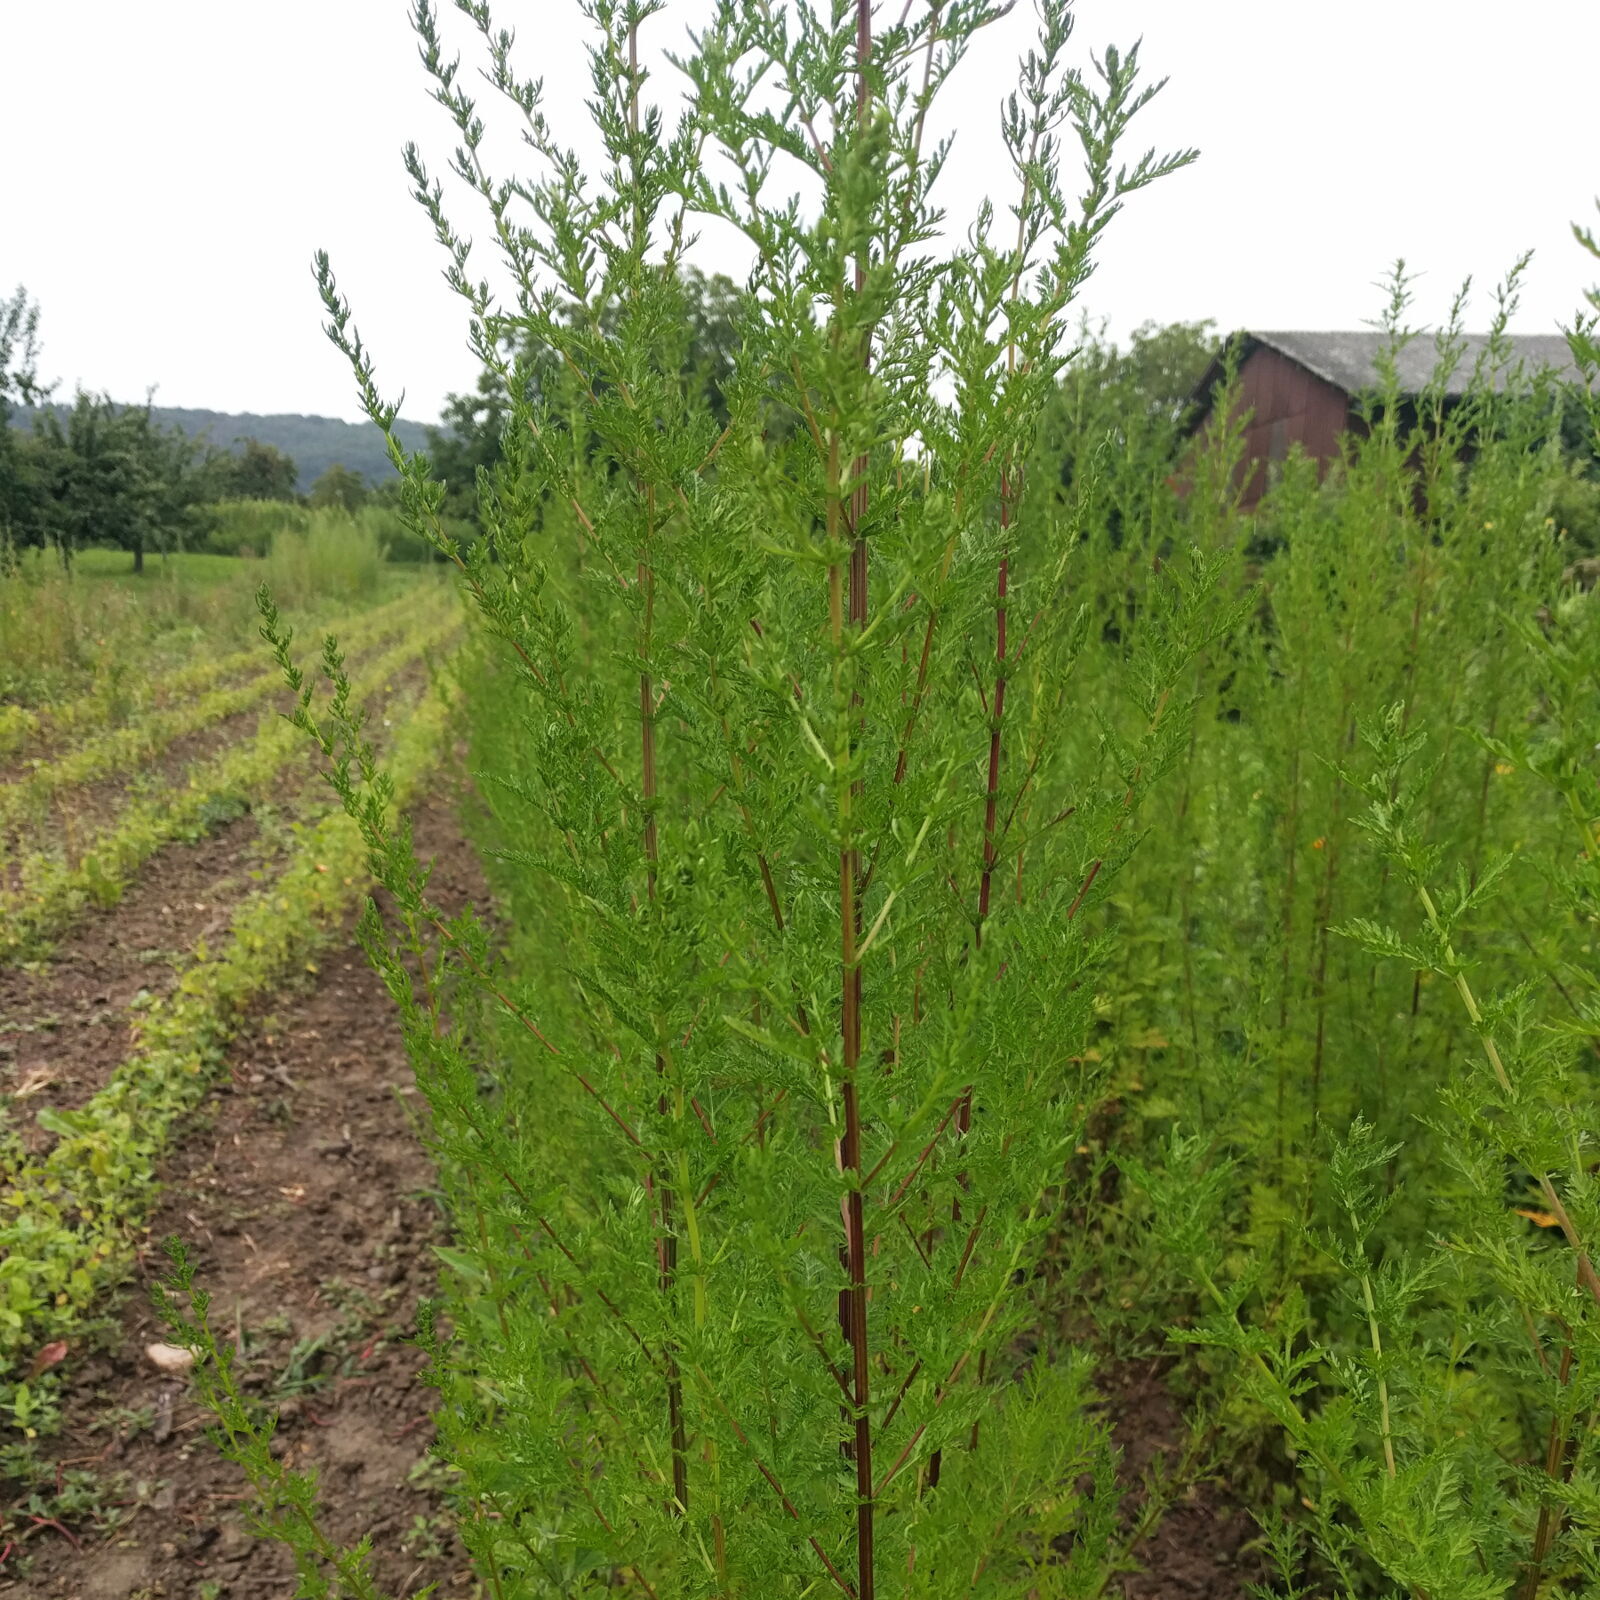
top-left (158, 2), bottom-right (1600, 1592)
top-left (1068, 264), bottom-right (1600, 1593)
top-left (206, 1), bottom-right (1221, 1594)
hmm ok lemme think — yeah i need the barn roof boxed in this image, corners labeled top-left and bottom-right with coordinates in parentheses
top-left (1188, 329), bottom-right (1583, 425)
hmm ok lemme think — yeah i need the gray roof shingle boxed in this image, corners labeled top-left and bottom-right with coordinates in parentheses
top-left (1245, 329), bottom-right (1581, 397)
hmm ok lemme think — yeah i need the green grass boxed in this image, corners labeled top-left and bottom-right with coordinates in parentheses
top-left (0, 536), bottom-right (445, 715)
top-left (67, 547), bottom-right (255, 584)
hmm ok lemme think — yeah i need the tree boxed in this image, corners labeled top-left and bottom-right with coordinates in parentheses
top-left (0, 285), bottom-right (50, 420)
top-left (0, 286), bottom-right (54, 553)
top-left (308, 461), bottom-right (368, 513)
top-left (22, 394), bottom-right (206, 571)
top-left (207, 436), bottom-right (299, 501)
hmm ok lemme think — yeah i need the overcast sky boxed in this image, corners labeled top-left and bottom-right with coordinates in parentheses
top-left (5, 0), bottom-right (1597, 426)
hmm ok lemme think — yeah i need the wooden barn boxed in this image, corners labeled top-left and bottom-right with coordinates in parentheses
top-left (1184, 329), bottom-right (1580, 508)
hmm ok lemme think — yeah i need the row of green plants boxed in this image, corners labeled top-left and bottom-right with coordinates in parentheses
top-left (0, 591), bottom-right (421, 827)
top-left (154, 5), bottom-right (1600, 1598)
top-left (1028, 274), bottom-right (1600, 1588)
top-left (0, 600), bottom-right (460, 960)
top-left (0, 587), bottom-right (421, 763)
top-left (0, 637), bottom-right (459, 1432)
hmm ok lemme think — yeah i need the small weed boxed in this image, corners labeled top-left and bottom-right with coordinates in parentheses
top-left (400, 1511), bottom-right (448, 1561)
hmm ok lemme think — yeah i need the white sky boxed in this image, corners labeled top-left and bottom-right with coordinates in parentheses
top-left (5, 0), bottom-right (1597, 425)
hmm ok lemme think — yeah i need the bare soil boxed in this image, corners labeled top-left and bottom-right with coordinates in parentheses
top-left (0, 788), bottom-right (482, 1599)
top-left (1098, 1358), bottom-right (1261, 1599)
top-left (0, 697), bottom-right (304, 884)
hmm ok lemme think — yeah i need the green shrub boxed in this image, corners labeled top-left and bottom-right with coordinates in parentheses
top-left (259, 507), bottom-right (385, 605)
top-left (167, 4), bottom-right (1217, 1597)
top-left (197, 497), bottom-right (310, 557)
top-left (1044, 274), bottom-right (1600, 1591)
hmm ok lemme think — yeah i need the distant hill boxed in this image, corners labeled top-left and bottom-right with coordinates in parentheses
top-left (8, 403), bottom-right (436, 493)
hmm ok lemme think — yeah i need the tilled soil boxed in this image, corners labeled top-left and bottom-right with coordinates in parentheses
top-left (0, 644), bottom-right (430, 899)
top-left (0, 603), bottom-right (419, 792)
top-left (1098, 1358), bottom-right (1261, 1599)
top-left (0, 789), bottom-right (483, 1599)
top-left (0, 815), bottom-right (268, 1134)
top-left (0, 671), bottom-right (432, 1130)
top-left (0, 706), bottom-right (292, 889)
top-left (0, 663), bottom-right (272, 789)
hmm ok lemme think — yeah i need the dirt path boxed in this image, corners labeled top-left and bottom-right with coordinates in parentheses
top-left (1, 787), bottom-right (483, 1600)
top-left (1099, 1358), bottom-right (1260, 1599)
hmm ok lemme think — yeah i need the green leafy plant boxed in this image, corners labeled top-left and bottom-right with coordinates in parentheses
top-left (1103, 260), bottom-right (1600, 1593)
top-left (168, 1), bottom-right (1234, 1594)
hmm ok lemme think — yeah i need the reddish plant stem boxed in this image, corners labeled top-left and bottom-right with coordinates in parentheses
top-left (639, 489), bottom-right (689, 1516)
top-left (869, 1093), bottom-right (965, 1198)
top-left (882, 1358), bottom-right (924, 1432)
top-left (834, 11), bottom-right (877, 1596)
top-left (836, 450), bottom-right (876, 1600)
top-left (1520, 1337), bottom-right (1576, 1600)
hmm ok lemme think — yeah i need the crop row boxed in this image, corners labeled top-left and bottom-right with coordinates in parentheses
top-left (0, 589), bottom-right (425, 766)
top-left (0, 594), bottom-right (428, 823)
top-left (0, 667), bottom-right (455, 1405)
top-left (0, 611), bottom-right (461, 961)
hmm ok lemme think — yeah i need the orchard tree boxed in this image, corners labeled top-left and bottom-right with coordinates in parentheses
top-left (309, 461), bottom-right (368, 513)
top-left (0, 284), bottom-right (50, 419)
top-left (27, 394), bottom-right (205, 571)
top-left (0, 285), bottom-right (53, 549)
top-left (209, 436), bottom-right (300, 501)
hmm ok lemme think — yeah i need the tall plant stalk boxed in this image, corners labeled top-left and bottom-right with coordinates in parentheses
top-left (168, 4), bottom-right (1218, 1594)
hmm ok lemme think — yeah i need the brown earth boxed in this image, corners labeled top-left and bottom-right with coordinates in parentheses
top-left (0, 674), bottom-right (274, 794)
top-left (0, 671), bottom-right (433, 1133)
top-left (1099, 1358), bottom-right (1261, 1599)
top-left (0, 599), bottom-right (420, 791)
top-left (0, 787), bottom-right (482, 1599)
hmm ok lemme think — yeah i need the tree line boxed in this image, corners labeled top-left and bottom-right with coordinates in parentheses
top-left (2, 271), bottom-right (1220, 574)
top-left (0, 285), bottom-right (381, 571)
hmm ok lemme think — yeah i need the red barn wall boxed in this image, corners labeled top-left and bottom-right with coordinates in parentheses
top-left (1193, 345), bottom-right (1354, 509)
